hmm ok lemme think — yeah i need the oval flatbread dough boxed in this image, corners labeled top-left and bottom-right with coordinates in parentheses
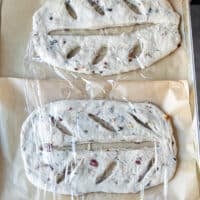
top-left (21, 100), bottom-right (177, 194)
top-left (32, 0), bottom-right (181, 75)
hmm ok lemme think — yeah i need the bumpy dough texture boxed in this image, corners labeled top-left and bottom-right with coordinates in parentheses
top-left (32, 0), bottom-right (181, 75)
top-left (21, 100), bottom-right (177, 195)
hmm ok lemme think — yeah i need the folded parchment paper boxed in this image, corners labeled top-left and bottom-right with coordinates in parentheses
top-left (0, 78), bottom-right (199, 200)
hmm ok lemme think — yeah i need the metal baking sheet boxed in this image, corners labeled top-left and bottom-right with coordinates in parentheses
top-left (0, 0), bottom-right (199, 199)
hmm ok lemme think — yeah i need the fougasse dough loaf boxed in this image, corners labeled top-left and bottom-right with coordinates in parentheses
top-left (21, 100), bottom-right (177, 195)
top-left (32, 0), bottom-right (181, 76)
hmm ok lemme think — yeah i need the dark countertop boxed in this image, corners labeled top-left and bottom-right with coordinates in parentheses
top-left (191, 5), bottom-right (200, 115)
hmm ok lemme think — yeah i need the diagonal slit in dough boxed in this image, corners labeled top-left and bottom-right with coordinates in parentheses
top-left (66, 160), bottom-right (76, 175)
top-left (56, 168), bottom-right (66, 184)
top-left (50, 115), bottom-right (73, 136)
top-left (66, 46), bottom-right (81, 59)
top-left (128, 41), bottom-right (142, 62)
top-left (88, 0), bottom-right (105, 16)
top-left (95, 161), bottom-right (117, 184)
top-left (123, 0), bottom-right (142, 14)
top-left (88, 113), bottom-right (116, 132)
top-left (129, 113), bottom-right (153, 131)
top-left (65, 2), bottom-right (77, 20)
top-left (137, 158), bottom-right (155, 182)
top-left (48, 23), bottom-right (154, 36)
top-left (92, 46), bottom-right (108, 65)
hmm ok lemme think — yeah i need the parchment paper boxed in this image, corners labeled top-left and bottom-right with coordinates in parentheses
top-left (0, 78), bottom-right (199, 200)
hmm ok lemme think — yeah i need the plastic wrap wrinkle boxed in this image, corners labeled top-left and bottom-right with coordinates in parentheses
top-left (0, 78), bottom-right (199, 199)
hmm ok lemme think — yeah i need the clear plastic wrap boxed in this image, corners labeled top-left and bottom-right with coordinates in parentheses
top-left (0, 0), bottom-right (200, 200)
top-left (0, 79), bottom-right (199, 200)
